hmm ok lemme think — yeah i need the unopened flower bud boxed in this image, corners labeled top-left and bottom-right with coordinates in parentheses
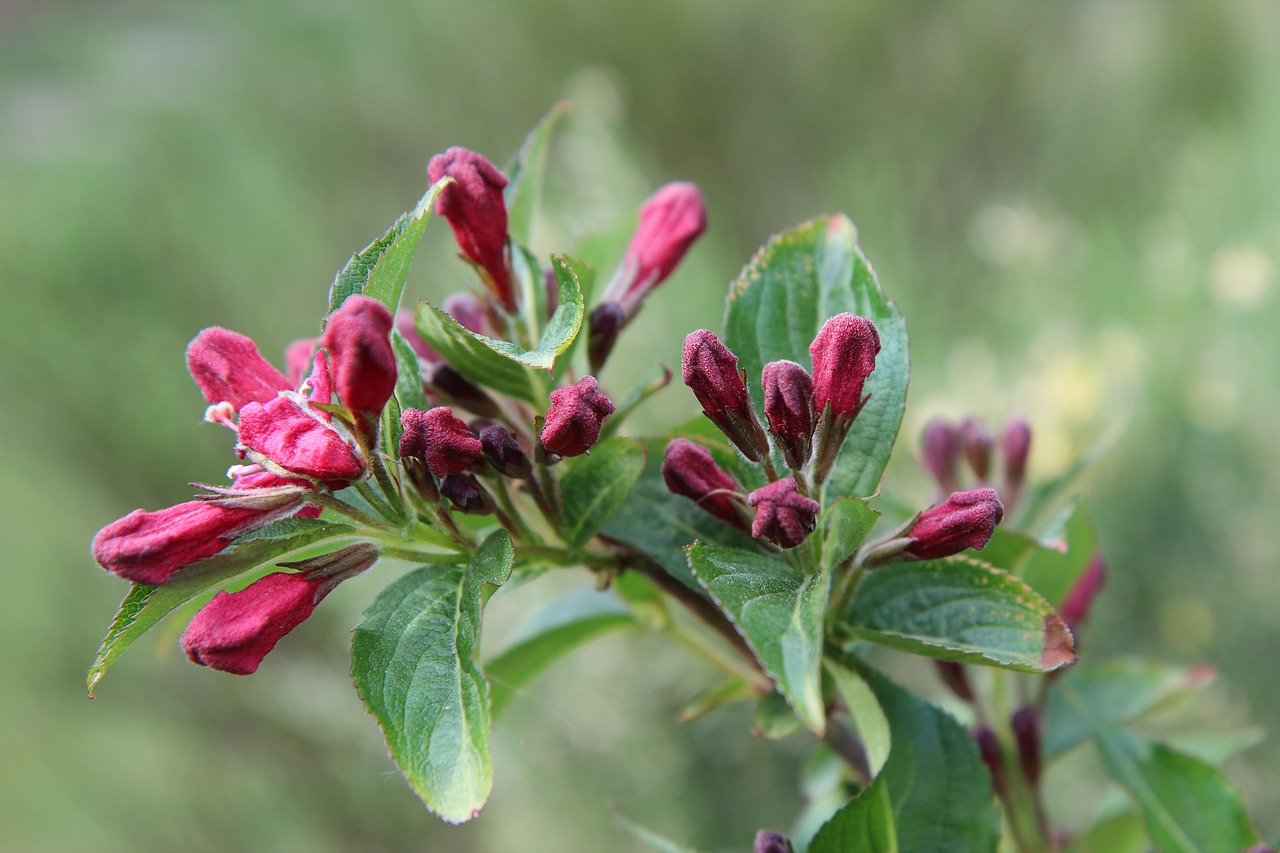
top-left (283, 338), bottom-right (319, 388)
top-left (662, 438), bottom-right (749, 531)
top-left (479, 424), bottom-right (532, 479)
top-left (971, 725), bottom-right (1008, 797)
top-left (186, 328), bottom-right (292, 412)
top-left (1011, 705), bottom-right (1042, 785)
top-left (237, 396), bottom-right (365, 482)
top-left (682, 330), bottom-right (769, 462)
top-left (1000, 418), bottom-right (1032, 511)
top-left (427, 363), bottom-right (501, 419)
top-left (934, 660), bottom-right (974, 703)
top-left (748, 478), bottom-right (820, 549)
top-left (960, 416), bottom-right (994, 481)
top-left (321, 295), bottom-right (397, 423)
top-left (540, 376), bottom-right (616, 458)
top-left (603, 182), bottom-right (707, 315)
top-left (762, 360), bottom-right (814, 470)
top-left (809, 313), bottom-right (880, 419)
top-left (428, 147), bottom-right (513, 311)
top-left (587, 301), bottom-right (626, 372)
top-left (921, 418), bottom-right (961, 494)
top-left (399, 407), bottom-right (483, 477)
top-left (1058, 554), bottom-right (1106, 629)
top-left (439, 472), bottom-right (494, 514)
top-left (904, 488), bottom-right (1004, 560)
top-left (753, 830), bottom-right (794, 853)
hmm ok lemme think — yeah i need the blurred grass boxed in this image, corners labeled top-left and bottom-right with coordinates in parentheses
top-left (2, 0), bottom-right (1278, 848)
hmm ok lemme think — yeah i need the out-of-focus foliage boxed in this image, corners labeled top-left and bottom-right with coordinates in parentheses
top-left (2, 0), bottom-right (1277, 849)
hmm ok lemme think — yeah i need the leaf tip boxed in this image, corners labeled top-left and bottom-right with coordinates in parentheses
top-left (1040, 613), bottom-right (1078, 670)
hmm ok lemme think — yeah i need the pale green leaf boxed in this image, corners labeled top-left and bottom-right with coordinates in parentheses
top-left (808, 775), bottom-right (897, 853)
top-left (559, 437), bottom-right (646, 549)
top-left (825, 659), bottom-right (891, 778)
top-left (822, 497), bottom-right (880, 574)
top-left (504, 101), bottom-right (569, 246)
top-left (390, 329), bottom-right (430, 412)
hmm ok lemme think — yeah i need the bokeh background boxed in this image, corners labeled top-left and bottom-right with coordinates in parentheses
top-left (3, 1), bottom-right (1278, 849)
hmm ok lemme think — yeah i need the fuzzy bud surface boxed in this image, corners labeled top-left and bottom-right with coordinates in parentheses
top-left (682, 330), bottom-right (767, 461)
top-left (762, 360), bottom-right (815, 469)
top-left (540, 376), bottom-right (615, 457)
top-left (905, 488), bottom-right (1004, 560)
top-left (399, 407), bottom-right (482, 477)
top-left (809, 313), bottom-right (880, 418)
top-left (428, 147), bottom-right (513, 309)
top-left (321, 295), bottom-right (397, 418)
top-left (662, 438), bottom-right (747, 530)
top-left (748, 477), bottom-right (820, 549)
top-left (186, 328), bottom-right (292, 412)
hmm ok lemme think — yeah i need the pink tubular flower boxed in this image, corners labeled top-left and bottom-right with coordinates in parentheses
top-left (399, 407), bottom-right (482, 477)
top-left (237, 396), bottom-right (364, 482)
top-left (809, 313), bottom-right (880, 419)
top-left (605, 182), bottom-right (707, 314)
top-left (1058, 554), bottom-right (1106, 628)
top-left (428, 147), bottom-right (513, 311)
top-left (283, 338), bottom-right (319, 388)
top-left (321, 295), bottom-right (397, 420)
top-left (186, 328), bottom-right (292, 412)
top-left (762, 360), bottom-right (815, 470)
top-left (662, 439), bottom-right (748, 531)
top-left (181, 573), bottom-right (325, 675)
top-left (682, 329), bottom-right (768, 462)
top-left (748, 478), bottom-right (821, 549)
top-left (540, 376), bottom-right (616, 457)
top-left (904, 488), bottom-right (1004, 560)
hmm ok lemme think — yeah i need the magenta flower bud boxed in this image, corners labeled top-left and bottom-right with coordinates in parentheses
top-left (971, 725), bottom-right (1008, 797)
top-left (604, 182), bottom-right (707, 314)
top-left (809, 313), bottom-right (880, 419)
top-left (662, 439), bottom-right (748, 531)
top-left (905, 488), bottom-right (1004, 560)
top-left (321, 295), bottom-right (397, 419)
top-left (479, 424), bottom-right (532, 479)
top-left (753, 830), bottom-right (794, 853)
top-left (182, 572), bottom-right (327, 674)
top-left (395, 309), bottom-right (440, 362)
top-left (237, 396), bottom-right (364, 482)
top-left (439, 472), bottom-right (493, 514)
top-left (283, 338), bottom-right (319, 388)
top-left (682, 330), bottom-right (769, 462)
top-left (399, 406), bottom-right (483, 477)
top-left (1058, 554), bottom-right (1106, 629)
top-left (442, 291), bottom-right (489, 335)
top-left (960, 416), bottom-right (994, 481)
top-left (921, 418), bottom-right (962, 494)
top-left (587, 301), bottom-right (626, 372)
top-left (186, 328), bottom-right (292, 412)
top-left (934, 660), bottom-right (974, 703)
top-left (762, 360), bottom-right (815, 470)
top-left (540, 376), bottom-right (616, 458)
top-left (1000, 418), bottom-right (1032, 511)
top-left (428, 147), bottom-right (513, 311)
top-left (1011, 705), bottom-right (1043, 785)
top-left (748, 478), bottom-right (821, 549)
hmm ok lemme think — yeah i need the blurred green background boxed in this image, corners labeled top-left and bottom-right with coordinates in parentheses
top-left (3, 0), bottom-right (1278, 849)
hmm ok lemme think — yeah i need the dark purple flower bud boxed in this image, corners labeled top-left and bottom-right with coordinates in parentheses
top-left (603, 182), bottom-right (707, 315)
top-left (748, 478), bottom-right (820, 549)
top-left (934, 660), bottom-right (974, 703)
top-left (1058, 554), bottom-right (1106, 629)
top-left (921, 418), bottom-right (962, 494)
top-left (905, 488), bottom-right (1004, 560)
top-left (186, 328), bottom-right (292, 413)
top-left (809, 313), bottom-right (880, 419)
top-left (971, 725), bottom-right (1008, 798)
top-left (662, 439), bottom-right (748, 531)
top-left (1000, 417), bottom-right (1032, 511)
top-left (960, 416), bottom-right (994, 481)
top-left (439, 472), bottom-right (493, 514)
top-left (428, 147), bottom-right (514, 311)
top-left (1011, 705), bottom-right (1042, 785)
top-left (587, 301), bottom-right (626, 372)
top-left (540, 376), bottom-right (616, 458)
top-left (753, 830), bottom-right (794, 853)
top-left (762, 360), bottom-right (814, 470)
top-left (322, 295), bottom-right (397, 421)
top-left (682, 330), bottom-right (769, 462)
top-left (399, 407), bottom-right (483, 477)
top-left (479, 424), bottom-right (532, 479)
top-left (426, 363), bottom-right (501, 419)
top-left (442, 292), bottom-right (489, 335)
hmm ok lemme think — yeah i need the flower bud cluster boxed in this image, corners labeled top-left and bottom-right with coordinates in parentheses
top-left (920, 414), bottom-right (1032, 513)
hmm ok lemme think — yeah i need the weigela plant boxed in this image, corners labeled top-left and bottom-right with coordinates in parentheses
top-left (87, 107), bottom-right (1270, 851)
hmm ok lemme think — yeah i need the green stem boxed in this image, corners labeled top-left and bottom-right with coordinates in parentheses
top-left (517, 545), bottom-right (620, 569)
top-left (490, 475), bottom-right (538, 543)
top-left (367, 451), bottom-right (407, 523)
top-left (354, 479), bottom-right (399, 523)
top-left (376, 546), bottom-right (469, 564)
top-left (304, 492), bottom-right (383, 528)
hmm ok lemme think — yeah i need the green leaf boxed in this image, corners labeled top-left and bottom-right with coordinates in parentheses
top-left (543, 254), bottom-right (589, 377)
top-left (723, 215), bottom-right (909, 500)
top-left (504, 101), bottom-right (569, 247)
top-left (824, 659), bottom-right (891, 778)
top-left (232, 517), bottom-right (353, 543)
top-left (559, 437), bottom-right (646, 549)
top-left (808, 775), bottom-right (897, 853)
top-left (328, 178), bottom-right (449, 315)
top-left (487, 609), bottom-right (634, 719)
top-left (390, 329), bottom-right (430, 412)
top-left (687, 543), bottom-right (828, 734)
top-left (1017, 504), bottom-right (1097, 608)
top-left (839, 556), bottom-right (1077, 672)
top-left (1044, 659), bottom-right (1216, 761)
top-left (855, 661), bottom-right (999, 852)
top-left (678, 677), bottom-right (754, 724)
top-left (822, 497), bottom-right (880, 574)
top-left (602, 438), bottom-right (758, 590)
top-left (351, 530), bottom-right (514, 824)
top-left (1064, 810), bottom-right (1148, 853)
top-left (1092, 731), bottom-right (1260, 853)
top-left (87, 525), bottom-right (354, 695)
top-left (753, 689), bottom-right (803, 740)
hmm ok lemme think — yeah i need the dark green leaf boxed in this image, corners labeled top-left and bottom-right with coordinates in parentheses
top-left (1044, 659), bottom-right (1216, 761)
top-left (723, 215), bottom-right (909, 500)
top-left (559, 437), bottom-right (646, 549)
top-left (328, 179), bottom-right (449, 315)
top-left (825, 659), bottom-right (891, 777)
top-left (809, 775), bottom-right (897, 853)
top-left (822, 497), bottom-right (880, 574)
top-left (840, 556), bottom-right (1077, 672)
top-left (687, 543), bottom-right (827, 733)
top-left (753, 689), bottom-right (803, 740)
top-left (232, 517), bottom-right (353, 543)
top-left (351, 530), bottom-right (513, 824)
top-left (390, 329), bottom-right (431, 412)
top-left (87, 525), bottom-right (354, 695)
top-left (504, 101), bottom-right (569, 247)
